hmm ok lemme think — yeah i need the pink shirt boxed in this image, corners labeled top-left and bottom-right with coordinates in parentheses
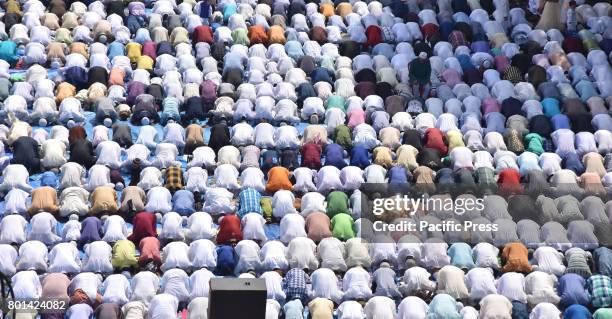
top-left (347, 108), bottom-right (366, 129)
top-left (442, 69), bottom-right (461, 88)
top-left (495, 56), bottom-right (510, 73)
top-left (482, 97), bottom-right (501, 114)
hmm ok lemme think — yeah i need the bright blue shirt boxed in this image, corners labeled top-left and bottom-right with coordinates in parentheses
top-left (563, 304), bottom-right (592, 319)
top-left (388, 165), bottom-right (411, 184)
top-left (350, 145), bottom-right (370, 169)
top-left (215, 245), bottom-right (236, 276)
top-left (542, 98), bottom-right (562, 118)
top-left (107, 41), bottom-right (126, 61)
top-left (324, 143), bottom-right (346, 169)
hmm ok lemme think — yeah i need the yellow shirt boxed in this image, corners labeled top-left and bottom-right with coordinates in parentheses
top-left (446, 129), bottom-right (465, 151)
top-left (136, 55), bottom-right (154, 71)
top-left (6, 0), bottom-right (22, 15)
top-left (112, 239), bottom-right (138, 269)
top-left (126, 42), bottom-right (142, 63)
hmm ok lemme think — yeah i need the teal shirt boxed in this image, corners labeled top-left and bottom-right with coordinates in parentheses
top-left (409, 59), bottom-right (432, 85)
top-left (427, 294), bottom-right (462, 319)
top-left (448, 243), bottom-right (476, 269)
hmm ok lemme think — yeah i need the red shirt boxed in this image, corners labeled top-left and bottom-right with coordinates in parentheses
top-left (562, 37), bottom-right (585, 54)
top-left (216, 214), bottom-right (243, 245)
top-left (365, 25), bottom-right (382, 47)
top-left (421, 23), bottom-right (440, 39)
top-left (128, 211), bottom-right (157, 245)
top-left (193, 25), bottom-right (213, 44)
top-left (497, 168), bottom-right (523, 196)
top-left (424, 128), bottom-right (448, 156)
top-left (139, 236), bottom-right (162, 266)
top-left (301, 143), bottom-right (322, 170)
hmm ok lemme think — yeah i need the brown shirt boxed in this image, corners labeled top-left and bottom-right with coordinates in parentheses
top-left (501, 242), bottom-right (532, 273)
top-left (68, 125), bottom-right (88, 145)
top-left (186, 124), bottom-right (204, 145)
top-left (306, 212), bottom-right (332, 243)
top-left (120, 186), bottom-right (146, 214)
top-left (69, 42), bottom-right (89, 59)
top-left (29, 186), bottom-right (59, 216)
top-left (90, 186), bottom-right (118, 216)
top-left (41, 273), bottom-right (70, 300)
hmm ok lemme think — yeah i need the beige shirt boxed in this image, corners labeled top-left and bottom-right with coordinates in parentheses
top-left (308, 298), bottom-right (334, 319)
top-left (120, 186), bottom-right (146, 214)
top-left (373, 146), bottom-right (393, 168)
top-left (90, 186), bottom-right (118, 216)
top-left (396, 145), bottom-right (419, 170)
top-left (302, 125), bottom-right (328, 145)
top-left (583, 152), bottom-right (606, 177)
top-left (378, 127), bottom-right (401, 150)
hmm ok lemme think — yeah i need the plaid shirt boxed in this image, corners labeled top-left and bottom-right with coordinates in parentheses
top-left (588, 275), bottom-right (612, 308)
top-left (448, 31), bottom-right (468, 49)
top-left (237, 187), bottom-right (263, 218)
top-left (283, 268), bottom-right (309, 302)
top-left (164, 165), bottom-right (184, 191)
top-left (475, 167), bottom-right (497, 186)
top-left (381, 26), bottom-right (395, 42)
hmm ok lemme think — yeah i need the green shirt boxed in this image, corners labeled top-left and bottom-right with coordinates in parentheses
top-left (326, 191), bottom-right (349, 217)
top-left (260, 197), bottom-right (273, 220)
top-left (331, 213), bottom-right (354, 241)
top-left (232, 29), bottom-right (250, 46)
top-left (334, 125), bottom-right (352, 149)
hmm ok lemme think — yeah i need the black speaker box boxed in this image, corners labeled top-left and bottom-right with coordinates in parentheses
top-left (208, 278), bottom-right (267, 319)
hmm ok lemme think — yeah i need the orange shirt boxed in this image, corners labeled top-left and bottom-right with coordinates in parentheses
top-left (320, 3), bottom-right (334, 17)
top-left (266, 166), bottom-right (293, 193)
top-left (248, 25), bottom-right (268, 45)
top-left (108, 67), bottom-right (126, 86)
top-left (267, 25), bottom-right (286, 45)
top-left (501, 242), bottom-right (532, 273)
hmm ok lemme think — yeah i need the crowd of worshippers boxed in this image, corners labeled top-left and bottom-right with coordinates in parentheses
top-left (1, 0), bottom-right (612, 317)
